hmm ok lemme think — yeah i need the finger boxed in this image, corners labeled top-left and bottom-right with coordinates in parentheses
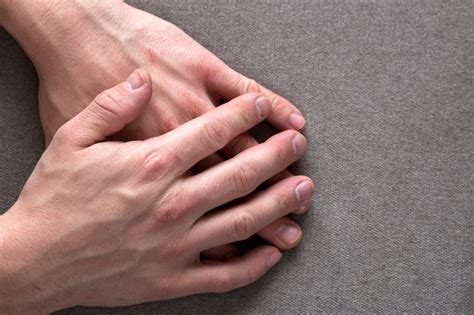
top-left (206, 65), bottom-right (305, 130)
top-left (194, 142), bottom-right (305, 251)
top-left (54, 69), bottom-right (152, 148)
top-left (220, 133), bottom-right (293, 187)
top-left (201, 244), bottom-right (241, 261)
top-left (190, 245), bottom-right (281, 294)
top-left (180, 130), bottom-right (307, 216)
top-left (255, 217), bottom-right (303, 250)
top-left (144, 93), bottom-right (271, 176)
top-left (190, 176), bottom-right (314, 251)
top-left (194, 135), bottom-right (292, 183)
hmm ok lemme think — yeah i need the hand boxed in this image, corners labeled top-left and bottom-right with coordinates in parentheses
top-left (0, 0), bottom-right (309, 252)
top-left (0, 70), bottom-right (313, 313)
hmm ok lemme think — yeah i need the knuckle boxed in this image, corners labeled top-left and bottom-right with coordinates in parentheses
top-left (269, 95), bottom-right (286, 111)
top-left (149, 189), bottom-right (194, 227)
top-left (230, 162), bottom-right (259, 194)
top-left (273, 142), bottom-right (290, 165)
top-left (152, 205), bottom-right (180, 226)
top-left (160, 115), bottom-right (181, 132)
top-left (273, 190), bottom-right (292, 211)
top-left (91, 91), bottom-right (120, 118)
top-left (51, 125), bottom-right (72, 146)
top-left (140, 150), bottom-right (177, 180)
top-left (241, 78), bottom-right (261, 94)
top-left (181, 92), bottom-right (204, 119)
top-left (231, 211), bottom-right (256, 241)
top-left (200, 118), bottom-right (229, 150)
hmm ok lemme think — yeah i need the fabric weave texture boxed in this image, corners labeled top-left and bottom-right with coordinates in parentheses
top-left (0, 0), bottom-right (472, 313)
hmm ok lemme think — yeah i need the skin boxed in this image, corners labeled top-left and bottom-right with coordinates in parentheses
top-left (0, 0), bottom-right (309, 254)
top-left (0, 70), bottom-right (313, 313)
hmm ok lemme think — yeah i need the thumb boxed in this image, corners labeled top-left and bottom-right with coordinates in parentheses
top-left (56, 69), bottom-right (152, 147)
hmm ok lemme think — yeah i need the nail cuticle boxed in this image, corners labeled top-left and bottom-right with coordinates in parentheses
top-left (255, 96), bottom-right (271, 119)
top-left (125, 70), bottom-right (144, 90)
top-left (295, 180), bottom-right (313, 202)
top-left (276, 224), bottom-right (301, 245)
top-left (291, 134), bottom-right (306, 156)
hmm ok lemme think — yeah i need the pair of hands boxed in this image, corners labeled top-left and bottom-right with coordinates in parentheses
top-left (0, 0), bottom-right (313, 312)
top-left (1, 71), bottom-right (312, 312)
top-left (22, 0), bottom-right (308, 252)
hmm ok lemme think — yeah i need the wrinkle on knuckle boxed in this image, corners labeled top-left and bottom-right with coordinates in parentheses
top-left (241, 78), bottom-right (261, 94)
top-left (91, 91), bottom-right (120, 119)
top-left (273, 143), bottom-right (289, 166)
top-left (230, 162), bottom-right (259, 194)
top-left (273, 190), bottom-right (290, 211)
top-left (200, 119), bottom-right (229, 151)
top-left (232, 211), bottom-right (256, 241)
top-left (270, 95), bottom-right (286, 112)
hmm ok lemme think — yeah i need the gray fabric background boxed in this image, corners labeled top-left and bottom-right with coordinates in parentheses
top-left (1, 0), bottom-right (473, 313)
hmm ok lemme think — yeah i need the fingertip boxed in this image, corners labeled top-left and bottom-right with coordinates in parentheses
top-left (266, 247), bottom-right (282, 268)
top-left (125, 68), bottom-right (150, 90)
top-left (118, 69), bottom-right (153, 120)
top-left (289, 112), bottom-right (306, 130)
top-left (292, 132), bottom-right (307, 157)
top-left (255, 95), bottom-right (272, 119)
top-left (257, 217), bottom-right (303, 250)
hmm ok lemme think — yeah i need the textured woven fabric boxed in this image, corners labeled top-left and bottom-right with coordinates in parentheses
top-left (0, 0), bottom-right (472, 313)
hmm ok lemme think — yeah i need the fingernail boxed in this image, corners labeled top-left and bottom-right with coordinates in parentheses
top-left (267, 250), bottom-right (282, 268)
top-left (276, 224), bottom-right (301, 245)
top-left (295, 180), bottom-right (314, 203)
top-left (255, 96), bottom-right (271, 119)
top-left (288, 113), bottom-right (305, 130)
top-left (292, 133), bottom-right (307, 156)
top-left (126, 70), bottom-right (144, 90)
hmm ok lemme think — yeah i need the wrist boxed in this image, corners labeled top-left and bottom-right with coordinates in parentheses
top-left (0, 204), bottom-right (63, 314)
top-left (0, 207), bottom-right (30, 313)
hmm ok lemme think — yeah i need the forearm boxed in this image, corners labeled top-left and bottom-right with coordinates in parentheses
top-left (0, 0), bottom-right (127, 73)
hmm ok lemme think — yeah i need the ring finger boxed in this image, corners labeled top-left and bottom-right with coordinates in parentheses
top-left (189, 175), bottom-right (314, 252)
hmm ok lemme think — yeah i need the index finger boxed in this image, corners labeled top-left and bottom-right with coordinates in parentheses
top-left (206, 65), bottom-right (305, 130)
top-left (145, 93), bottom-right (271, 176)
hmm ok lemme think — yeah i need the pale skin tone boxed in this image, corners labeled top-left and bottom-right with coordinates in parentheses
top-left (0, 0), bottom-right (308, 255)
top-left (0, 0), bottom-right (315, 312)
top-left (0, 70), bottom-right (313, 313)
